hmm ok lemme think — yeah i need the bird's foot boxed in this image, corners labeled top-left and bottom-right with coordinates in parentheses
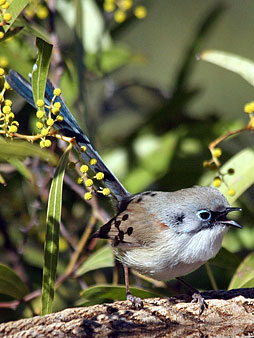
top-left (191, 292), bottom-right (208, 315)
top-left (126, 291), bottom-right (143, 310)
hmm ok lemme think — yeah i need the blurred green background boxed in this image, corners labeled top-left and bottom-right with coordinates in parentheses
top-left (0, 0), bottom-right (253, 323)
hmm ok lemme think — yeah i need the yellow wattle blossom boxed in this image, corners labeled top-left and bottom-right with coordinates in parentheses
top-left (85, 179), bottom-right (93, 187)
top-left (89, 158), bottom-right (97, 165)
top-left (84, 192), bottom-right (93, 200)
top-left (227, 189), bottom-right (236, 197)
top-left (213, 177), bottom-right (221, 188)
top-left (53, 88), bottom-right (61, 96)
top-left (102, 188), bottom-right (111, 196)
top-left (114, 9), bottom-right (126, 23)
top-left (213, 148), bottom-right (222, 158)
top-left (134, 6), bottom-right (147, 19)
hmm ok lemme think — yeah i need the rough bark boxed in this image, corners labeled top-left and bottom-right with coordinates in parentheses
top-left (0, 288), bottom-right (254, 337)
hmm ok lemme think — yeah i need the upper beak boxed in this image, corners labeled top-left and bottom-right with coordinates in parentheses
top-left (219, 207), bottom-right (243, 229)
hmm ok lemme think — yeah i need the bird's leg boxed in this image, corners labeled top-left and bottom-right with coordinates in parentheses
top-left (176, 277), bottom-right (208, 314)
top-left (124, 266), bottom-right (143, 309)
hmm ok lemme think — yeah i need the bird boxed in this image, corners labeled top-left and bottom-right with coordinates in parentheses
top-left (6, 70), bottom-right (242, 312)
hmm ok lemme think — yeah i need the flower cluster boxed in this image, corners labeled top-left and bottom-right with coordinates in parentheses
top-left (24, 0), bottom-right (49, 20)
top-left (0, 69), bottom-right (19, 136)
top-left (36, 88), bottom-right (63, 148)
top-left (212, 168), bottom-right (236, 196)
top-left (0, 0), bottom-right (12, 40)
top-left (244, 101), bottom-right (254, 129)
top-left (68, 146), bottom-right (111, 200)
top-left (103, 0), bottom-right (147, 23)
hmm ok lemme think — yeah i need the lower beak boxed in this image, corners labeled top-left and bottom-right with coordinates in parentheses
top-left (222, 207), bottom-right (243, 228)
top-left (220, 219), bottom-right (243, 229)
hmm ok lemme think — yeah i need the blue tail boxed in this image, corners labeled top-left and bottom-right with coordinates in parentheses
top-left (6, 70), bottom-right (129, 201)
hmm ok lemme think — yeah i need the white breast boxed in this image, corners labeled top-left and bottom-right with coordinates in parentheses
top-left (115, 225), bottom-right (228, 281)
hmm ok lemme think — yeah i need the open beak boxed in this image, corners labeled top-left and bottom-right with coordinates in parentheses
top-left (217, 207), bottom-right (243, 229)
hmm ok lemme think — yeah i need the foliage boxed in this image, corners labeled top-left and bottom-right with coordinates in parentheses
top-left (0, 0), bottom-right (253, 323)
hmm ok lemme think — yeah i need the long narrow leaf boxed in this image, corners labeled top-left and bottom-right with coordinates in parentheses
top-left (32, 38), bottom-right (53, 107)
top-left (76, 245), bottom-right (114, 277)
top-left (0, 264), bottom-right (29, 300)
top-left (199, 50), bottom-right (254, 87)
top-left (41, 144), bottom-right (71, 315)
top-left (0, 139), bottom-right (58, 165)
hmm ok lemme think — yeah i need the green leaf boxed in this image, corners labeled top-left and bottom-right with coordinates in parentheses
top-left (0, 264), bottom-right (29, 299)
top-left (212, 148), bottom-right (254, 205)
top-left (80, 285), bottom-right (160, 306)
top-left (239, 278), bottom-right (254, 288)
top-left (0, 138), bottom-right (58, 165)
top-left (76, 246), bottom-right (114, 277)
top-left (41, 144), bottom-right (71, 315)
top-left (7, 158), bottom-right (33, 181)
top-left (199, 50), bottom-right (254, 87)
top-left (2, 0), bottom-right (29, 33)
top-left (228, 253), bottom-right (254, 290)
top-left (32, 37), bottom-right (53, 106)
top-left (16, 17), bottom-right (51, 43)
top-left (209, 247), bottom-right (241, 270)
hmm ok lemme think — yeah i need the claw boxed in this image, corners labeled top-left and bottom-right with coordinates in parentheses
top-left (126, 291), bottom-right (143, 310)
top-left (191, 292), bottom-right (208, 315)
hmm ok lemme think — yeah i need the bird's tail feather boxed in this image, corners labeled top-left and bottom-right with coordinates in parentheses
top-left (6, 70), bottom-right (129, 201)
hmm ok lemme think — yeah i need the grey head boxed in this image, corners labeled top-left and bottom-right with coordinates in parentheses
top-left (156, 186), bottom-right (242, 234)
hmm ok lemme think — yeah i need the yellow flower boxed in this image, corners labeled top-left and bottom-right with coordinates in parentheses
top-left (102, 188), bottom-right (110, 196)
top-left (85, 179), bottom-right (93, 187)
top-left (104, 2), bottom-right (115, 12)
top-left (213, 148), bottom-right (222, 158)
top-left (1, 2), bottom-right (9, 9)
top-left (41, 128), bottom-right (49, 136)
top-left (53, 102), bottom-right (61, 109)
top-left (9, 125), bottom-right (17, 133)
top-left (2, 105), bottom-right (11, 113)
top-left (80, 164), bottom-right (89, 173)
top-left (4, 81), bottom-right (10, 89)
top-left (40, 140), bottom-right (45, 148)
top-left (4, 99), bottom-right (12, 106)
top-left (95, 172), bottom-right (104, 180)
top-left (37, 5), bottom-right (49, 20)
top-left (76, 177), bottom-right (83, 184)
top-left (53, 88), bottom-right (61, 96)
top-left (121, 0), bottom-right (133, 10)
top-left (114, 10), bottom-right (126, 23)
top-left (0, 67), bottom-right (5, 76)
top-left (0, 32), bottom-right (5, 39)
top-left (45, 139), bottom-right (52, 147)
top-left (56, 115), bottom-right (63, 122)
top-left (81, 145), bottom-right (87, 152)
top-left (3, 12), bottom-right (12, 21)
top-left (36, 110), bottom-right (45, 119)
top-left (134, 6), bottom-right (147, 19)
top-left (84, 192), bottom-right (93, 200)
top-left (36, 99), bottom-right (44, 108)
top-left (89, 158), bottom-right (97, 165)
top-left (46, 118), bottom-right (54, 126)
top-left (0, 56), bottom-right (8, 68)
top-left (213, 177), bottom-right (221, 188)
top-left (227, 189), bottom-right (236, 196)
top-left (36, 121), bottom-right (44, 129)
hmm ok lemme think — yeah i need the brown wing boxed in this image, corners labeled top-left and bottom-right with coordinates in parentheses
top-left (92, 192), bottom-right (163, 248)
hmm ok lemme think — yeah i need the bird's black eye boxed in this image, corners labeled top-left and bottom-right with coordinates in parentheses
top-left (197, 209), bottom-right (212, 221)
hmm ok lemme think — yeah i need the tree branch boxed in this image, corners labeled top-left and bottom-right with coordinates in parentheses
top-left (0, 288), bottom-right (254, 337)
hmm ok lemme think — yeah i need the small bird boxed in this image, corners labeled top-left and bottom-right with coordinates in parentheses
top-left (6, 70), bottom-right (242, 312)
top-left (92, 186), bottom-right (242, 310)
